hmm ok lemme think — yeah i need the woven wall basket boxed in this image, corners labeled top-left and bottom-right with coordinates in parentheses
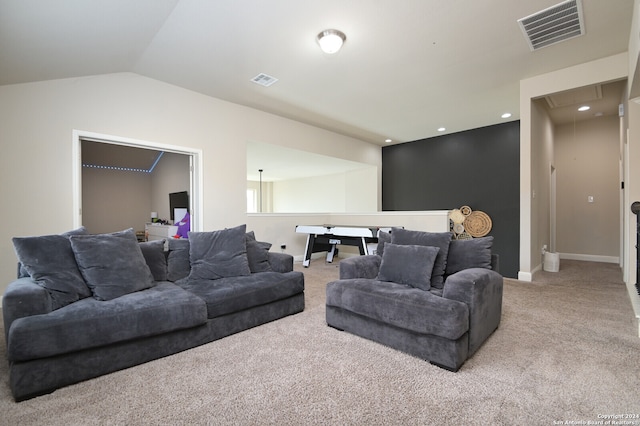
top-left (448, 209), bottom-right (465, 224)
top-left (463, 210), bottom-right (492, 237)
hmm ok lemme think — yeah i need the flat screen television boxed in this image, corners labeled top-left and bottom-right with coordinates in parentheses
top-left (169, 191), bottom-right (189, 221)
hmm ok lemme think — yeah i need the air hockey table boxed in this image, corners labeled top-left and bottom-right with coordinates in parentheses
top-left (295, 224), bottom-right (396, 267)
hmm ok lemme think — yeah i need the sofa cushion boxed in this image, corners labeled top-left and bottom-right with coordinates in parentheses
top-left (7, 282), bottom-right (208, 362)
top-left (377, 243), bottom-right (439, 290)
top-left (139, 239), bottom-right (168, 281)
top-left (12, 228), bottom-right (92, 311)
top-left (391, 228), bottom-right (452, 290)
top-left (167, 238), bottom-right (191, 282)
top-left (70, 229), bottom-right (155, 301)
top-left (246, 231), bottom-right (273, 273)
top-left (445, 236), bottom-right (493, 275)
top-left (178, 271), bottom-right (304, 319)
top-left (326, 278), bottom-right (469, 340)
top-left (188, 225), bottom-right (251, 280)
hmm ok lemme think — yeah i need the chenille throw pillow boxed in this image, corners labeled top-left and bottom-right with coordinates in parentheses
top-left (70, 229), bottom-right (155, 301)
top-left (139, 239), bottom-right (168, 281)
top-left (390, 227), bottom-right (453, 290)
top-left (445, 236), bottom-right (493, 276)
top-left (167, 238), bottom-right (191, 282)
top-left (12, 229), bottom-right (92, 310)
top-left (377, 243), bottom-right (440, 290)
top-left (376, 230), bottom-right (391, 257)
top-left (188, 224), bottom-right (251, 280)
top-left (245, 231), bottom-right (273, 273)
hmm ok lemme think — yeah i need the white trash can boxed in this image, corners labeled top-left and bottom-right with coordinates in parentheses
top-left (543, 252), bottom-right (560, 272)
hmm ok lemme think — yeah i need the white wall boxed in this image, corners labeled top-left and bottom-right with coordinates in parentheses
top-left (0, 72), bottom-right (381, 295)
top-left (529, 99), bottom-right (555, 273)
top-left (271, 167), bottom-right (377, 213)
top-left (555, 116), bottom-right (621, 261)
top-left (273, 173), bottom-right (347, 212)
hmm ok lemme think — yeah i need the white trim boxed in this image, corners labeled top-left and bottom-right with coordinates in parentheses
top-left (559, 253), bottom-right (620, 264)
top-left (518, 271), bottom-right (533, 281)
top-left (72, 130), bottom-right (204, 232)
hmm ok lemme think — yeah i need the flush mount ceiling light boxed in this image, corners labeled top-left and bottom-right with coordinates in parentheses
top-left (578, 105), bottom-right (590, 111)
top-left (317, 29), bottom-right (346, 54)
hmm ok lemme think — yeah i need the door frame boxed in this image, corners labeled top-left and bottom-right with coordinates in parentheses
top-left (72, 129), bottom-right (204, 232)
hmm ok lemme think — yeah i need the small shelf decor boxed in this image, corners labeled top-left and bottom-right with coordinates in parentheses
top-left (448, 205), bottom-right (492, 239)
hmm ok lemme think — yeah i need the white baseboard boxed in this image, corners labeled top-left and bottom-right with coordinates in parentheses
top-left (518, 271), bottom-right (533, 282)
top-left (559, 253), bottom-right (619, 264)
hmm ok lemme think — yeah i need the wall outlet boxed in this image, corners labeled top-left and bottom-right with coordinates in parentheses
top-left (280, 244), bottom-right (286, 252)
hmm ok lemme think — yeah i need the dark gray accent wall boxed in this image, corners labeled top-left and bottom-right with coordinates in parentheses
top-left (382, 121), bottom-right (520, 278)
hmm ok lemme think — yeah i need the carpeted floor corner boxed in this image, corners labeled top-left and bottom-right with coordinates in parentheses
top-left (0, 259), bottom-right (639, 425)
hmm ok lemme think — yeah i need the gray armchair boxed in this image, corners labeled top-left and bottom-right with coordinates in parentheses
top-left (325, 229), bottom-right (503, 371)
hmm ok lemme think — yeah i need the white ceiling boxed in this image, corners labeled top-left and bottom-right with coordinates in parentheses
top-left (0, 0), bottom-right (633, 147)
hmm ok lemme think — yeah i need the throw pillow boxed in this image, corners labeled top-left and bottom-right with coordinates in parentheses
top-left (12, 231), bottom-right (92, 310)
top-left (70, 229), bottom-right (155, 301)
top-left (188, 224), bottom-right (251, 280)
top-left (245, 231), bottom-right (273, 273)
top-left (390, 227), bottom-right (453, 290)
top-left (167, 238), bottom-right (191, 282)
top-left (139, 239), bottom-right (168, 281)
top-left (17, 226), bottom-right (88, 279)
top-left (377, 243), bottom-right (440, 290)
top-left (445, 236), bottom-right (493, 275)
top-left (376, 230), bottom-right (391, 257)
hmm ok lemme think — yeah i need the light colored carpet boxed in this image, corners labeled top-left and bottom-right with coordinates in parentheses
top-left (1, 259), bottom-right (639, 425)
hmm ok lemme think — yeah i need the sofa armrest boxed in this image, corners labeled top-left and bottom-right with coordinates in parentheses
top-left (3, 278), bottom-right (53, 345)
top-left (442, 268), bottom-right (503, 356)
top-left (268, 252), bottom-right (294, 273)
top-left (339, 255), bottom-right (381, 279)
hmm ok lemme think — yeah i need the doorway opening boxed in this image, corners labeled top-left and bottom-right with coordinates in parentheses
top-left (72, 130), bottom-right (203, 233)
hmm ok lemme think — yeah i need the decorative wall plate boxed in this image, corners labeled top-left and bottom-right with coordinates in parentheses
top-left (464, 210), bottom-right (492, 237)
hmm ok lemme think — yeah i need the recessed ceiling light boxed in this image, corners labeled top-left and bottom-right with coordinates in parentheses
top-left (437, 127), bottom-right (446, 132)
top-left (385, 139), bottom-right (392, 143)
top-left (578, 105), bottom-right (590, 112)
top-left (501, 113), bottom-right (512, 119)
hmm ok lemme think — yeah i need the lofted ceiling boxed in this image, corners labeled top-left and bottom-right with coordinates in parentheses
top-left (0, 0), bottom-right (633, 147)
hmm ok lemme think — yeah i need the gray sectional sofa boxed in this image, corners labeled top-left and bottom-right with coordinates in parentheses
top-left (326, 228), bottom-right (502, 371)
top-left (3, 224), bottom-right (304, 401)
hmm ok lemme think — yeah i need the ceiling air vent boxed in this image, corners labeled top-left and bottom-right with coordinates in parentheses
top-left (518, 0), bottom-right (585, 51)
top-left (251, 73), bottom-right (278, 87)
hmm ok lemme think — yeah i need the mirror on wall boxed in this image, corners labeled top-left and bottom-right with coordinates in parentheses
top-left (246, 141), bottom-right (378, 213)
